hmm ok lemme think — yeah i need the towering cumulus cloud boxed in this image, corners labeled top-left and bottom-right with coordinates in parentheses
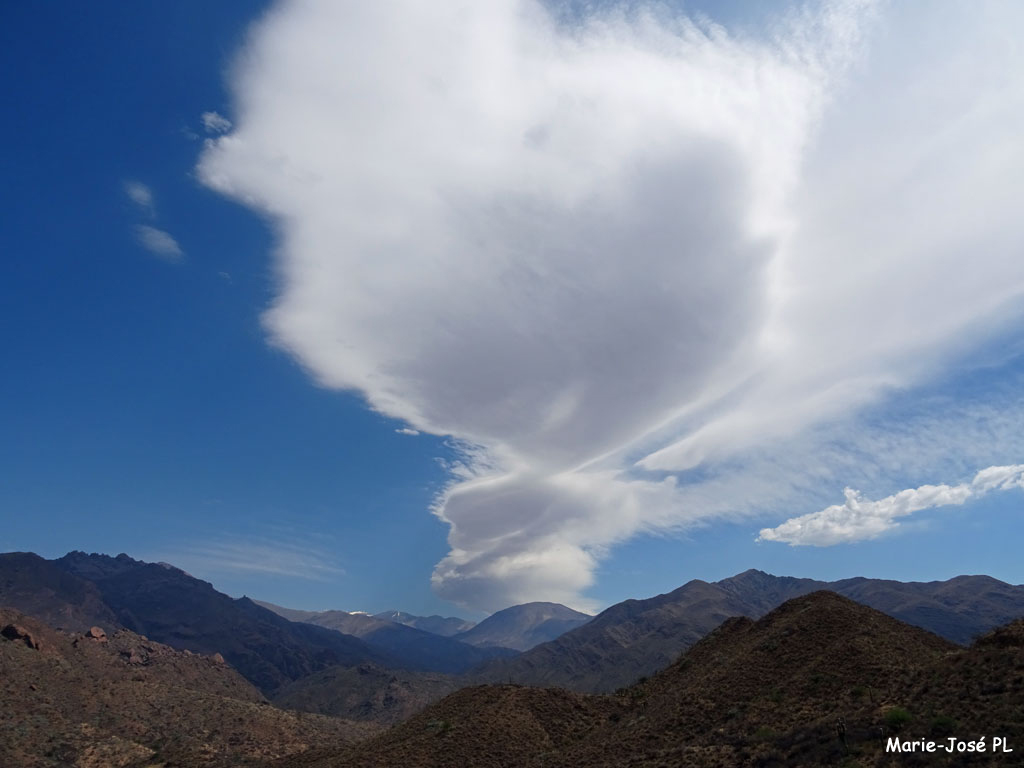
top-left (199, 1), bottom-right (1024, 610)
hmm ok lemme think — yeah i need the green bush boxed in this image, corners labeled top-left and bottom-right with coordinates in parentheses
top-left (929, 715), bottom-right (957, 737)
top-left (884, 707), bottom-right (912, 732)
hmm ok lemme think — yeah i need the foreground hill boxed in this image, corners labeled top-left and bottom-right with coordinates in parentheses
top-left (256, 601), bottom-right (514, 673)
top-left (473, 569), bottom-right (1024, 692)
top-left (281, 592), bottom-right (1023, 767)
top-left (0, 608), bottom-right (376, 767)
top-left (453, 601), bottom-right (592, 652)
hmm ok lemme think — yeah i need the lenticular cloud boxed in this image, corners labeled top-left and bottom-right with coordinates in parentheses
top-left (199, 0), bottom-right (1024, 610)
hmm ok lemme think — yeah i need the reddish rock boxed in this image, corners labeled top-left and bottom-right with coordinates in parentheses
top-left (122, 648), bottom-right (146, 665)
top-left (212, 652), bottom-right (226, 664)
top-left (1, 624), bottom-right (41, 650)
top-left (86, 626), bottom-right (107, 642)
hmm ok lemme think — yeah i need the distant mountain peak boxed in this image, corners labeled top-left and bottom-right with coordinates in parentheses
top-left (455, 601), bottom-right (591, 651)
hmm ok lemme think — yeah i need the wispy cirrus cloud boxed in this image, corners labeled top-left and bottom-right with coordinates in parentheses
top-left (201, 110), bottom-right (232, 135)
top-left (124, 180), bottom-right (185, 262)
top-left (123, 180), bottom-right (154, 215)
top-left (156, 534), bottom-right (345, 581)
top-left (135, 224), bottom-right (184, 262)
top-left (199, 0), bottom-right (1024, 610)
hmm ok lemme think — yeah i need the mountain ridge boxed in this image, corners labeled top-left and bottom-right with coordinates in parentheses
top-left (471, 569), bottom-right (1024, 692)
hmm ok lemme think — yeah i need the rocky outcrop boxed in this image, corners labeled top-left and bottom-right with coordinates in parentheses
top-left (2, 623), bottom-right (41, 650)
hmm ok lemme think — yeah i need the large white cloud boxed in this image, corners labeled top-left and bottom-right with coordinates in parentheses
top-left (198, 0), bottom-right (1024, 610)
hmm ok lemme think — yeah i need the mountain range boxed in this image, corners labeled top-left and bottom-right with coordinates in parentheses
top-left (3, 548), bottom-right (1024, 765)
top-left (253, 600), bottom-right (515, 674)
top-left (260, 598), bottom-right (591, 654)
top-left (472, 567), bottom-right (1024, 692)
top-left (373, 610), bottom-right (475, 637)
top-left (280, 591), bottom-right (1024, 767)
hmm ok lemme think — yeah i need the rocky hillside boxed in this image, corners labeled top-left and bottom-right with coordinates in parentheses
top-left (0, 608), bottom-right (376, 767)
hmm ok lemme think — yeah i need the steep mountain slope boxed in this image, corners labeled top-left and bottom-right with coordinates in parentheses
top-left (473, 569), bottom-right (1024, 692)
top-left (0, 552), bottom-right (118, 631)
top-left (374, 610), bottom-right (475, 637)
top-left (257, 601), bottom-right (515, 673)
top-left (454, 602), bottom-right (591, 651)
top-left (285, 592), bottom-right (1024, 767)
top-left (0, 608), bottom-right (376, 767)
top-left (52, 552), bottom-right (396, 693)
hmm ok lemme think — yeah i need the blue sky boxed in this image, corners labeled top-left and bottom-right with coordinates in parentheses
top-left (3, 1), bottom-right (1023, 618)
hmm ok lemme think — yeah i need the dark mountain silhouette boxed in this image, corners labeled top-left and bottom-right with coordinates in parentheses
top-left (454, 601), bottom-right (592, 651)
top-left (255, 600), bottom-right (516, 673)
top-left (0, 551), bottom-right (397, 694)
top-left (472, 569), bottom-right (1024, 692)
top-left (374, 610), bottom-right (475, 637)
top-left (0, 551), bottom-right (118, 632)
top-left (0, 607), bottom-right (376, 766)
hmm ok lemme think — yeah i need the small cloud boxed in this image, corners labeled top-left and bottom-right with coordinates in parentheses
top-left (123, 180), bottom-right (154, 214)
top-left (218, 271), bottom-right (233, 283)
top-left (201, 111), bottom-right (232, 135)
top-left (136, 225), bottom-right (184, 262)
top-left (395, 427), bottom-right (420, 436)
top-left (757, 464), bottom-right (1024, 546)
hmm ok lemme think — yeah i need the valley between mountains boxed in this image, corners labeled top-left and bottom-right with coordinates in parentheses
top-left (3, 550), bottom-right (1023, 766)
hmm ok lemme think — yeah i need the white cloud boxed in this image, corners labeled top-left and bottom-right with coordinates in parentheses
top-left (135, 225), bottom-right (184, 262)
top-left (155, 534), bottom-right (345, 581)
top-left (124, 180), bottom-right (154, 213)
top-left (758, 464), bottom-right (1024, 546)
top-left (201, 110), bottom-right (233, 134)
top-left (395, 427), bottom-right (420, 436)
top-left (199, 1), bottom-right (1024, 610)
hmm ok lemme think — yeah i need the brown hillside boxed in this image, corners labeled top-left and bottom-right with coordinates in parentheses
top-left (0, 609), bottom-right (377, 767)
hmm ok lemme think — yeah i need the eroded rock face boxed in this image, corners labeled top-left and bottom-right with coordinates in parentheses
top-left (2, 623), bottom-right (42, 650)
